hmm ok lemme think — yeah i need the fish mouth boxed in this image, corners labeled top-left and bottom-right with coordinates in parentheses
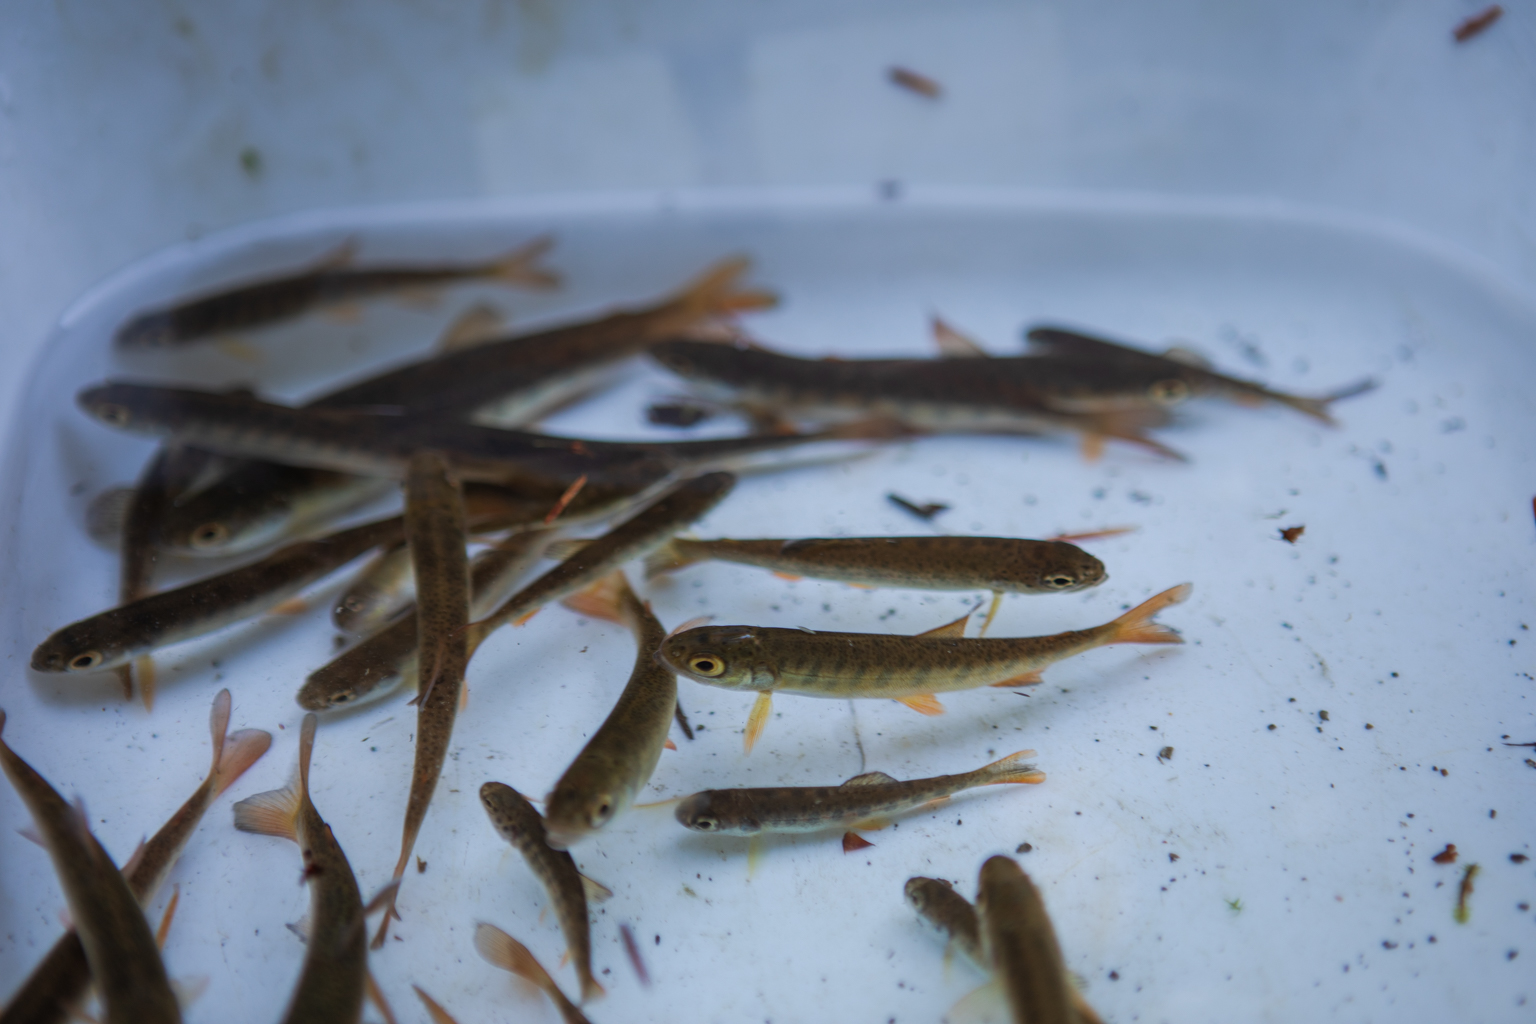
top-left (29, 649), bottom-right (64, 672)
top-left (541, 823), bottom-right (585, 851)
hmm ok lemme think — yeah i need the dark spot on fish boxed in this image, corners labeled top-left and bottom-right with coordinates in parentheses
top-left (1280, 525), bottom-right (1305, 544)
top-left (887, 493), bottom-right (947, 520)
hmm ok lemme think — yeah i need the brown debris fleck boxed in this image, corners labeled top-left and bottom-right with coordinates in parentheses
top-left (889, 66), bottom-right (942, 98)
top-left (1432, 844), bottom-right (1458, 865)
top-left (1454, 5), bottom-right (1503, 42)
top-left (887, 493), bottom-right (949, 520)
top-left (417, 857), bottom-right (428, 874)
top-left (1279, 525), bottom-right (1305, 544)
top-left (1157, 746), bottom-right (1174, 762)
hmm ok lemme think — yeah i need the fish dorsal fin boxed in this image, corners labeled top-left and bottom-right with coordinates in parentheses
top-left (560, 571), bottom-right (628, 624)
top-left (918, 612), bottom-right (970, 639)
top-left (120, 837), bottom-right (148, 877)
top-left (579, 873), bottom-right (613, 904)
top-left (286, 913), bottom-right (313, 944)
top-left (842, 771), bottom-right (898, 787)
top-left (931, 316), bottom-right (990, 358)
top-left (232, 781), bottom-right (302, 843)
top-left (1161, 344), bottom-right (1212, 368)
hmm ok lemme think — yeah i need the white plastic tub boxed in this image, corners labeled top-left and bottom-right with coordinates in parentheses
top-left (1, 189), bottom-right (1532, 1022)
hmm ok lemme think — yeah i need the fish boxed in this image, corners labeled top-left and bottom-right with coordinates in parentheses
top-left (1, 691), bottom-right (269, 1024)
top-left (473, 923), bottom-right (593, 1024)
top-left (31, 515), bottom-right (404, 675)
top-left (371, 453), bottom-right (469, 949)
top-left (233, 714), bottom-right (373, 1024)
top-left (674, 750), bottom-right (1043, 837)
top-left (144, 257), bottom-right (771, 557)
top-left (467, 472), bottom-right (737, 646)
top-left (658, 583), bottom-right (1190, 752)
top-left (647, 338), bottom-right (1184, 459)
top-left (332, 540), bottom-right (415, 635)
top-left (0, 712), bottom-right (182, 1024)
top-left (542, 571), bottom-right (678, 849)
top-left (644, 535), bottom-right (1106, 595)
top-left (976, 856), bottom-right (1076, 1024)
top-left (113, 236), bottom-right (558, 349)
top-left (479, 783), bottom-right (610, 1003)
top-left (1024, 326), bottom-right (1377, 425)
top-left (297, 527), bottom-right (555, 711)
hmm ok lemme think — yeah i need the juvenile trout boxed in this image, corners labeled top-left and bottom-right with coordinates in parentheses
top-left (1025, 326), bottom-right (1377, 425)
top-left (233, 714), bottom-right (371, 1024)
top-left (297, 527), bottom-right (554, 711)
top-left (332, 541), bottom-right (414, 635)
top-left (371, 453), bottom-right (469, 949)
top-left (645, 536), bottom-right (1106, 594)
top-left (1, 691), bottom-right (269, 1024)
top-left (114, 236), bottom-right (558, 349)
top-left (977, 856), bottom-right (1076, 1024)
top-left (474, 923), bottom-right (593, 1024)
top-left (480, 783), bottom-right (609, 1003)
top-left (674, 750), bottom-right (1043, 836)
top-left (0, 713), bottom-right (181, 1024)
top-left (543, 571), bottom-right (678, 849)
top-left (658, 583), bottom-right (1190, 751)
top-left (32, 516), bottom-right (403, 675)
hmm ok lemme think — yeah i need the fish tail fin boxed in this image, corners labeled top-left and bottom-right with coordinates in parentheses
top-left (295, 713), bottom-right (317, 797)
top-left (411, 984), bottom-right (459, 1024)
top-left (211, 730), bottom-right (272, 798)
top-left (560, 571), bottom-right (630, 624)
top-left (488, 236), bottom-right (561, 290)
top-left (643, 538), bottom-right (704, 579)
top-left (367, 970), bottom-right (402, 1024)
top-left (474, 922), bottom-right (560, 995)
top-left (1102, 583), bottom-right (1192, 646)
top-left (656, 257), bottom-right (778, 333)
top-left (972, 749), bottom-right (1047, 786)
top-left (1275, 377), bottom-right (1378, 426)
top-left (231, 779), bottom-right (302, 844)
top-left (1091, 412), bottom-right (1187, 461)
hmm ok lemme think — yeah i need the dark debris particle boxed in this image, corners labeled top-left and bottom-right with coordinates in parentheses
top-left (1108, 970), bottom-right (1120, 981)
top-left (239, 146), bottom-right (264, 177)
top-left (1319, 710), bottom-right (1330, 722)
top-left (1158, 746), bottom-right (1174, 762)
top-left (1016, 842), bottom-right (1033, 853)
top-left (1366, 723), bottom-right (1375, 730)
top-left (1509, 949), bottom-right (1520, 961)
top-left (1511, 854), bottom-right (1529, 864)
top-left (887, 493), bottom-right (948, 520)
top-left (1454, 4), bottom-right (1504, 42)
top-left (1169, 853), bottom-right (1180, 862)
top-left (1280, 525), bottom-right (1305, 544)
top-left (1268, 724), bottom-right (1277, 731)
top-left (1382, 940), bottom-right (1398, 950)
top-left (888, 65), bottom-right (942, 98)
top-left (1432, 844), bottom-right (1458, 865)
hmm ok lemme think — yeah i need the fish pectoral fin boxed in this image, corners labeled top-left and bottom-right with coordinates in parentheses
top-left (16, 824), bottom-right (46, 848)
top-left (321, 301), bottom-right (367, 323)
top-left (579, 873), bottom-right (614, 904)
top-left (842, 831), bottom-right (876, 852)
top-left (368, 970), bottom-right (403, 1024)
top-left (747, 836), bottom-right (762, 877)
top-left (990, 669), bottom-right (1044, 687)
top-left (231, 782), bottom-right (302, 842)
top-left (512, 607), bottom-right (541, 627)
top-left (896, 694), bottom-right (946, 716)
top-left (841, 771), bottom-right (898, 787)
top-left (155, 884), bottom-right (181, 949)
top-left (285, 914), bottom-right (313, 944)
top-left (136, 656), bottom-right (157, 712)
top-left (930, 316), bottom-right (990, 358)
top-left (917, 613), bottom-right (969, 639)
top-left (771, 571), bottom-right (803, 582)
top-left (744, 691), bottom-right (774, 754)
top-left (946, 977), bottom-right (1008, 1024)
top-left (170, 975), bottom-right (210, 1011)
top-left (664, 738), bottom-right (677, 751)
top-left (364, 879), bottom-right (403, 917)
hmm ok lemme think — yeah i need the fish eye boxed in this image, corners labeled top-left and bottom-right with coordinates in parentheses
top-left (590, 798), bottom-right (613, 826)
top-left (1149, 379), bottom-right (1189, 404)
top-left (1044, 574), bottom-right (1076, 589)
top-left (693, 817), bottom-right (717, 831)
top-left (687, 654), bottom-right (726, 677)
top-left (97, 404), bottom-right (132, 428)
top-left (68, 651), bottom-right (103, 671)
top-left (331, 691), bottom-right (354, 705)
top-left (190, 522), bottom-right (230, 548)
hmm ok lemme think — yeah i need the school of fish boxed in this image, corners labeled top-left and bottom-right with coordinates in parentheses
top-left (2, 240), bottom-right (1374, 1022)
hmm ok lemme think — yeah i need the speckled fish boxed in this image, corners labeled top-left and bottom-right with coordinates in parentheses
top-left (1, 691), bottom-right (269, 1024)
top-left (659, 583), bottom-right (1190, 752)
top-left (371, 453), bottom-right (469, 949)
top-left (31, 515), bottom-right (403, 675)
top-left (542, 571), bottom-right (678, 849)
top-left (674, 750), bottom-right (1042, 837)
top-left (332, 541), bottom-right (414, 635)
top-left (233, 714), bottom-right (372, 1024)
top-left (474, 923), bottom-right (593, 1024)
top-left (114, 236), bottom-right (558, 349)
top-left (78, 384), bottom-right (873, 494)
top-left (644, 536), bottom-right (1106, 594)
top-left (0, 713), bottom-right (182, 1024)
top-left (1025, 325), bottom-right (1377, 426)
top-left (468, 472), bottom-right (737, 647)
top-left (479, 783), bottom-right (611, 1003)
top-left (647, 338), bottom-right (1182, 459)
top-left (297, 526), bottom-right (555, 711)
top-left (976, 856), bottom-right (1076, 1024)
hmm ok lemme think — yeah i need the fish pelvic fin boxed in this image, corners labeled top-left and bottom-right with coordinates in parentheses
top-left (155, 884), bottom-right (180, 949)
top-left (412, 985), bottom-right (460, 1024)
top-left (843, 831), bottom-right (876, 852)
top-left (368, 969), bottom-right (402, 1024)
top-left (579, 872), bottom-right (614, 904)
top-left (643, 538), bottom-right (704, 579)
top-left (896, 694), bottom-right (946, 716)
top-left (232, 780), bottom-right (301, 843)
top-left (989, 669), bottom-right (1044, 687)
top-left (560, 571), bottom-right (629, 624)
top-left (744, 691), bottom-right (773, 754)
top-left (1103, 583), bottom-right (1192, 646)
top-left (972, 749), bottom-right (1047, 786)
top-left (487, 235), bottom-right (561, 290)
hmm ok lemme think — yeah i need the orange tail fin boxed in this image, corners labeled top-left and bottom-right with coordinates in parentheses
top-left (1103, 583), bottom-right (1191, 645)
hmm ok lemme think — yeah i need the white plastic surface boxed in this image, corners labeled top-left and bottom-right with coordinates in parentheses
top-left (1, 192), bottom-right (1533, 1022)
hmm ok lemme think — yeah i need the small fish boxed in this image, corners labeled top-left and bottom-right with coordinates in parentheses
top-left (1024, 326), bottom-right (1377, 426)
top-left (332, 540), bottom-right (415, 635)
top-left (371, 454), bottom-right (469, 949)
top-left (467, 472), bottom-right (737, 648)
top-left (675, 750), bottom-right (1043, 836)
top-left (1, 691), bottom-right (269, 1024)
top-left (543, 571), bottom-right (678, 849)
top-left (297, 525), bottom-right (554, 711)
top-left (647, 338), bottom-right (1183, 458)
top-left (976, 856), bottom-right (1076, 1024)
top-left (233, 714), bottom-right (372, 1024)
top-left (474, 923), bottom-right (593, 1024)
top-left (0, 712), bottom-right (182, 1024)
top-left (114, 236), bottom-right (558, 349)
top-left (479, 783), bottom-right (610, 1003)
top-left (32, 516), bottom-right (403, 675)
top-left (644, 535), bottom-right (1106, 595)
top-left (658, 584), bottom-right (1190, 751)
